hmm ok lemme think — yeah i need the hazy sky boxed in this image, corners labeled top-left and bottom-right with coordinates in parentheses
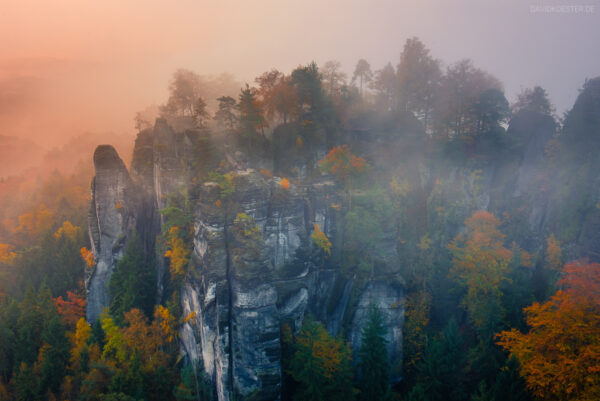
top-left (1, 0), bottom-right (599, 148)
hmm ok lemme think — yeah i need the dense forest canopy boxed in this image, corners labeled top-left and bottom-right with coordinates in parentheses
top-left (1, 36), bottom-right (600, 401)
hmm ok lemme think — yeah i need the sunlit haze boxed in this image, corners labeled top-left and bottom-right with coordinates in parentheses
top-left (1, 0), bottom-right (599, 148)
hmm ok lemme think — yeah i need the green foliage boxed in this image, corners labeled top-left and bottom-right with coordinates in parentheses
top-left (512, 86), bottom-right (554, 117)
top-left (342, 189), bottom-right (393, 277)
top-left (90, 319), bottom-right (107, 349)
top-left (207, 172), bottom-right (236, 199)
top-left (15, 287), bottom-right (43, 365)
top-left (289, 318), bottom-right (355, 401)
top-left (13, 363), bottom-right (40, 401)
top-left (174, 365), bottom-right (211, 401)
top-left (402, 289), bottom-right (432, 383)
top-left (413, 319), bottom-right (467, 401)
top-left (488, 357), bottom-right (530, 401)
top-left (358, 305), bottom-right (390, 401)
top-left (173, 366), bottom-right (198, 401)
top-left (160, 192), bottom-right (194, 232)
top-left (0, 316), bottom-right (15, 383)
top-left (230, 213), bottom-right (264, 270)
top-left (238, 84), bottom-right (265, 135)
top-left (236, 84), bottom-right (270, 158)
top-left (10, 226), bottom-right (85, 298)
top-left (189, 133), bottom-right (220, 179)
top-left (97, 393), bottom-right (137, 401)
top-left (160, 192), bottom-right (195, 289)
top-left (39, 314), bottom-right (70, 395)
top-left (214, 96), bottom-right (237, 130)
top-left (291, 62), bottom-right (325, 115)
top-left (352, 59), bottom-right (373, 96)
top-left (109, 235), bottom-right (156, 323)
top-left (101, 313), bottom-right (127, 363)
top-left (3, 41), bottom-right (600, 401)
top-left (448, 211), bottom-right (513, 337)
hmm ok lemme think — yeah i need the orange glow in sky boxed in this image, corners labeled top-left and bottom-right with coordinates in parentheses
top-left (1, 0), bottom-right (598, 149)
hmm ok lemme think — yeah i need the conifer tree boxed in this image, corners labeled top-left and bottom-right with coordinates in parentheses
top-left (109, 235), bottom-right (156, 324)
top-left (15, 287), bottom-right (42, 365)
top-left (358, 304), bottom-right (390, 401)
top-left (13, 363), bottom-right (40, 401)
top-left (39, 314), bottom-right (69, 395)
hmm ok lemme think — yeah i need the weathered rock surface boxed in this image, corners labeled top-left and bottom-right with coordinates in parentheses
top-left (87, 145), bottom-right (138, 322)
top-left (87, 81), bottom-right (600, 400)
top-left (87, 119), bottom-right (407, 400)
top-left (349, 281), bottom-right (404, 380)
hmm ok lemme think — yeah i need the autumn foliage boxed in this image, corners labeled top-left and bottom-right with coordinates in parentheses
top-left (0, 243), bottom-right (16, 264)
top-left (290, 318), bottom-right (354, 401)
top-left (80, 246), bottom-right (94, 268)
top-left (53, 221), bottom-right (81, 241)
top-left (7, 204), bottom-right (54, 240)
top-left (311, 223), bottom-right (332, 257)
top-left (164, 226), bottom-right (190, 277)
top-left (101, 306), bottom-right (178, 370)
top-left (54, 291), bottom-right (86, 328)
top-left (319, 145), bottom-right (366, 184)
top-left (280, 177), bottom-right (291, 190)
top-left (497, 261), bottom-right (600, 401)
top-left (448, 211), bottom-right (513, 332)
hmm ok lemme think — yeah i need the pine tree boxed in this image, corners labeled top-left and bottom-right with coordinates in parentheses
top-left (417, 319), bottom-right (466, 401)
top-left (0, 317), bottom-right (15, 383)
top-left (15, 287), bottom-right (43, 365)
top-left (214, 96), bottom-right (237, 130)
top-left (358, 304), bottom-right (390, 401)
top-left (13, 363), bottom-right (40, 401)
top-left (109, 235), bottom-right (156, 324)
top-left (39, 314), bottom-right (70, 395)
top-left (90, 319), bottom-right (106, 348)
top-left (490, 356), bottom-right (530, 401)
top-left (238, 84), bottom-right (265, 136)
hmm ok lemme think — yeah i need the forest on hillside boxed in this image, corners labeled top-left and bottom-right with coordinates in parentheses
top-left (1, 37), bottom-right (600, 401)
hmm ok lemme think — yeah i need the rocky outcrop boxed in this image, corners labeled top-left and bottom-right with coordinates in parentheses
top-left (86, 145), bottom-right (138, 322)
top-left (85, 113), bottom-right (562, 398)
top-left (349, 281), bottom-right (404, 380)
top-left (178, 171), bottom-right (352, 400)
top-left (85, 76), bottom-right (600, 400)
top-left (85, 118), bottom-right (406, 400)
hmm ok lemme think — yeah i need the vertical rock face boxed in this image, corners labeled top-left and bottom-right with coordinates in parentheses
top-left (180, 173), bottom-right (289, 400)
top-left (87, 145), bottom-right (137, 322)
top-left (349, 281), bottom-right (404, 379)
top-left (88, 119), bottom-right (406, 400)
top-left (86, 79), bottom-right (600, 400)
top-left (86, 115), bottom-right (565, 399)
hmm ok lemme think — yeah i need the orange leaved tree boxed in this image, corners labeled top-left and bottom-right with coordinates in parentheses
top-left (319, 144), bottom-right (367, 208)
top-left (448, 211), bottom-right (513, 335)
top-left (497, 261), bottom-right (600, 401)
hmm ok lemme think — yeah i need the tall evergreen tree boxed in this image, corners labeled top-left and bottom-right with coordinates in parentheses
top-left (15, 287), bottom-right (43, 365)
top-left (238, 84), bottom-right (265, 136)
top-left (39, 314), bottom-right (70, 395)
top-left (13, 363), bottom-right (40, 401)
top-left (490, 356), bottom-right (530, 401)
top-left (0, 319), bottom-right (14, 384)
top-left (109, 235), bottom-right (156, 324)
top-left (358, 304), bottom-right (390, 401)
top-left (416, 319), bottom-right (466, 401)
top-left (214, 96), bottom-right (238, 130)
